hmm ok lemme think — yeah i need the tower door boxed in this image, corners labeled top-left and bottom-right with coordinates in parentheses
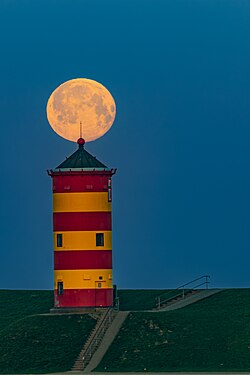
top-left (95, 281), bottom-right (106, 307)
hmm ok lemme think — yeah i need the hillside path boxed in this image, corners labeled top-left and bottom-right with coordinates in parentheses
top-left (83, 311), bottom-right (129, 373)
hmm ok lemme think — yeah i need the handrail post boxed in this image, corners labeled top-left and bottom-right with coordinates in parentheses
top-left (114, 297), bottom-right (120, 311)
top-left (205, 275), bottom-right (210, 289)
top-left (182, 287), bottom-right (185, 299)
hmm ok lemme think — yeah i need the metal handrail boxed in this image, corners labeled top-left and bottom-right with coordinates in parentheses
top-left (82, 307), bottom-right (114, 368)
top-left (113, 297), bottom-right (120, 312)
top-left (157, 275), bottom-right (210, 309)
top-left (174, 275), bottom-right (210, 290)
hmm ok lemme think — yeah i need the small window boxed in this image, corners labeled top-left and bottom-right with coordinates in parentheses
top-left (108, 178), bottom-right (112, 202)
top-left (99, 276), bottom-right (103, 280)
top-left (57, 234), bottom-right (63, 247)
top-left (96, 233), bottom-right (104, 247)
top-left (57, 281), bottom-right (64, 295)
top-left (108, 188), bottom-right (112, 202)
top-left (97, 283), bottom-right (102, 288)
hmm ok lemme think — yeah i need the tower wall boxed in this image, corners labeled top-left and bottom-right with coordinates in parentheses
top-left (50, 171), bottom-right (114, 308)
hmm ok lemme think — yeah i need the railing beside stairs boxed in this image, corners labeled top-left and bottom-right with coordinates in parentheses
top-left (156, 275), bottom-right (210, 310)
top-left (82, 307), bottom-right (115, 369)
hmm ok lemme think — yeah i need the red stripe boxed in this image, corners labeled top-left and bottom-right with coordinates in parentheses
top-left (54, 250), bottom-right (112, 270)
top-left (54, 288), bottom-right (113, 308)
top-left (52, 174), bottom-right (113, 193)
top-left (53, 212), bottom-right (112, 231)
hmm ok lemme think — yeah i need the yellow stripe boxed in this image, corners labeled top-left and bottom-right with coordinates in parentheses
top-left (53, 192), bottom-right (111, 212)
top-left (54, 231), bottom-right (112, 251)
top-left (54, 269), bottom-right (112, 289)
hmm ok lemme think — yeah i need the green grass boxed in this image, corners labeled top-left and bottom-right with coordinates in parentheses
top-left (0, 290), bottom-right (53, 330)
top-left (0, 290), bottom-right (96, 373)
top-left (0, 314), bottom-right (96, 373)
top-left (95, 289), bottom-right (250, 372)
top-left (117, 289), bottom-right (175, 310)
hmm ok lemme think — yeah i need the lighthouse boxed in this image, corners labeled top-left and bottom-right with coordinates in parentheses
top-left (48, 138), bottom-right (116, 308)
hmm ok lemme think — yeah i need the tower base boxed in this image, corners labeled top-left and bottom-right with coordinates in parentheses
top-left (54, 288), bottom-right (113, 308)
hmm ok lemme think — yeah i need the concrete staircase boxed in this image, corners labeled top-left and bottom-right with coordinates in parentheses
top-left (84, 311), bottom-right (129, 373)
top-left (71, 308), bottom-right (116, 371)
top-left (158, 289), bottom-right (223, 312)
top-left (156, 289), bottom-right (200, 310)
top-left (154, 275), bottom-right (213, 311)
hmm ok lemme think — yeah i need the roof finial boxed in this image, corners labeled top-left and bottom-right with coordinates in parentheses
top-left (77, 121), bottom-right (85, 147)
top-left (77, 137), bottom-right (85, 146)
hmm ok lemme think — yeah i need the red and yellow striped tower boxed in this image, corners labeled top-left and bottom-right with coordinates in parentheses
top-left (48, 137), bottom-right (116, 308)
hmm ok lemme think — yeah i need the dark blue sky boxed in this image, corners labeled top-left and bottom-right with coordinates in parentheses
top-left (1, 0), bottom-right (250, 289)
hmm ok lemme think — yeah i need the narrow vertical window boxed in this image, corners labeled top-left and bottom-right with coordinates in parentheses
top-left (108, 178), bottom-right (112, 202)
top-left (57, 233), bottom-right (63, 247)
top-left (96, 233), bottom-right (104, 246)
top-left (57, 281), bottom-right (63, 295)
top-left (97, 282), bottom-right (102, 288)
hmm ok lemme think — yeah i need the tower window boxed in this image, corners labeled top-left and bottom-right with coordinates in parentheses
top-left (97, 283), bottom-right (102, 288)
top-left (96, 233), bottom-right (104, 246)
top-left (99, 276), bottom-right (103, 280)
top-left (57, 234), bottom-right (63, 247)
top-left (57, 281), bottom-right (64, 295)
top-left (108, 178), bottom-right (112, 202)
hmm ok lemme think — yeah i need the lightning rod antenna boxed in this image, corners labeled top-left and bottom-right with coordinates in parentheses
top-left (80, 121), bottom-right (82, 138)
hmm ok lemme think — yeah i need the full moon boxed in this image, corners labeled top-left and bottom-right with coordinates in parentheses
top-left (46, 78), bottom-right (116, 142)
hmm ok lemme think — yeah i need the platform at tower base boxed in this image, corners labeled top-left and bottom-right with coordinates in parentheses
top-left (50, 307), bottom-right (95, 314)
top-left (49, 306), bottom-right (108, 314)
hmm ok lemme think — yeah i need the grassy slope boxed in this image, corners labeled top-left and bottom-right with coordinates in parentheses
top-left (96, 289), bottom-right (250, 372)
top-left (117, 289), bottom-right (175, 310)
top-left (0, 290), bottom-right (96, 373)
top-left (0, 314), bottom-right (96, 374)
top-left (0, 290), bottom-right (53, 329)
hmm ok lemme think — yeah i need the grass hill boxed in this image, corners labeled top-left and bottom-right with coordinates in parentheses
top-left (117, 289), bottom-right (175, 310)
top-left (1, 289), bottom-right (250, 373)
top-left (95, 289), bottom-right (250, 372)
top-left (0, 290), bottom-right (53, 329)
top-left (0, 290), bottom-right (96, 373)
top-left (0, 289), bottom-right (171, 373)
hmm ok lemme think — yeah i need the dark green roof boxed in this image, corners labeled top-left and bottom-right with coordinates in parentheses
top-left (56, 142), bottom-right (107, 170)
